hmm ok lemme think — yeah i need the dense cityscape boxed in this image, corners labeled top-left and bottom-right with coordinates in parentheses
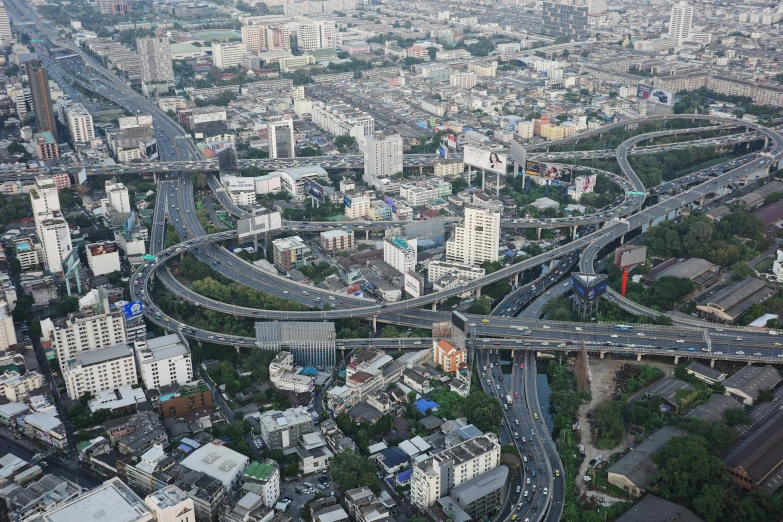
top-left (0, 1), bottom-right (780, 522)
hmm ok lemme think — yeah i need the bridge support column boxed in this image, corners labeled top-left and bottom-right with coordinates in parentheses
top-left (699, 196), bottom-right (705, 206)
top-left (235, 346), bottom-right (241, 354)
top-left (710, 359), bottom-right (716, 368)
top-left (549, 259), bottom-right (555, 270)
top-left (514, 273), bottom-right (520, 286)
top-left (674, 355), bottom-right (679, 364)
top-left (572, 225), bottom-right (577, 239)
top-left (748, 360), bottom-right (753, 365)
top-left (432, 301), bottom-right (437, 311)
top-left (154, 172), bottom-right (158, 184)
top-left (537, 228), bottom-right (542, 239)
top-left (599, 351), bottom-right (605, 359)
top-left (620, 234), bottom-right (625, 245)
top-left (636, 353), bottom-right (642, 362)
top-left (372, 315), bottom-right (377, 332)
top-left (365, 230), bottom-right (369, 240)
top-left (475, 287), bottom-right (481, 299)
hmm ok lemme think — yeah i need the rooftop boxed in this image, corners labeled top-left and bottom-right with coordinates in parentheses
top-left (72, 343), bottom-right (132, 367)
top-left (145, 485), bottom-right (189, 509)
top-left (25, 478), bottom-right (152, 522)
top-left (722, 365), bottom-right (782, 399)
top-left (180, 443), bottom-right (250, 488)
top-left (725, 409), bottom-right (783, 491)
top-left (615, 494), bottom-right (703, 522)
top-left (244, 460), bottom-right (278, 481)
top-left (607, 426), bottom-right (684, 489)
top-left (450, 465), bottom-right (508, 506)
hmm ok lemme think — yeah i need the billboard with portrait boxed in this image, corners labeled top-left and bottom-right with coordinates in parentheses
top-left (463, 145), bottom-right (507, 175)
top-left (526, 161), bottom-right (572, 183)
top-left (121, 300), bottom-right (143, 320)
top-left (304, 178), bottom-right (325, 204)
top-left (574, 174), bottom-right (597, 192)
top-left (637, 84), bottom-right (673, 106)
top-left (404, 270), bottom-right (424, 298)
top-left (570, 274), bottom-right (608, 304)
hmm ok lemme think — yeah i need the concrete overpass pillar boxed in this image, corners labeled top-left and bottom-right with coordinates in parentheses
top-left (674, 355), bottom-right (679, 364)
top-left (432, 301), bottom-right (437, 311)
top-left (620, 235), bottom-right (625, 245)
top-left (537, 228), bottom-right (542, 239)
top-left (710, 359), bottom-right (716, 368)
top-left (549, 259), bottom-right (555, 270)
top-left (475, 287), bottom-right (481, 299)
top-left (514, 273), bottom-right (520, 286)
top-left (372, 315), bottom-right (377, 332)
top-left (154, 172), bottom-right (158, 184)
top-left (599, 351), bottom-right (605, 359)
top-left (636, 353), bottom-right (642, 362)
top-left (699, 196), bottom-right (705, 206)
top-left (572, 225), bottom-right (577, 239)
top-left (365, 230), bottom-right (369, 240)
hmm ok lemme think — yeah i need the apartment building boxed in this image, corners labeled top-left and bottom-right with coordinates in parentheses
top-left (345, 195), bottom-right (370, 219)
top-left (383, 237), bottom-right (417, 275)
top-left (13, 236), bottom-right (40, 270)
top-left (212, 42), bottom-right (248, 69)
top-left (64, 103), bottom-right (95, 143)
top-left (310, 100), bottom-right (374, 138)
top-left (49, 309), bottom-right (128, 368)
top-left (33, 131), bottom-right (59, 160)
top-left (432, 339), bottom-right (467, 374)
top-left (320, 229), bottom-right (355, 252)
top-left (242, 24), bottom-right (291, 54)
top-left (144, 486), bottom-right (195, 522)
top-left (450, 71), bottom-right (477, 89)
top-left (298, 20), bottom-right (336, 51)
top-left (241, 460), bottom-right (281, 508)
top-left (428, 260), bottom-right (486, 283)
top-left (364, 132), bottom-right (403, 180)
top-left (134, 333), bottom-right (193, 390)
top-left (446, 204), bottom-right (500, 266)
top-left (137, 36), bottom-right (175, 96)
top-left (271, 235), bottom-right (312, 271)
top-left (542, 0), bottom-right (589, 40)
top-left (411, 433), bottom-right (501, 508)
top-left (63, 343), bottom-right (138, 399)
top-left (258, 407), bottom-right (315, 450)
top-left (0, 302), bottom-right (14, 350)
top-left (669, 1), bottom-right (693, 43)
top-left (268, 351), bottom-right (315, 393)
top-left (400, 181), bottom-right (451, 206)
top-left (268, 119), bottom-right (295, 159)
top-left (0, 371), bottom-right (43, 402)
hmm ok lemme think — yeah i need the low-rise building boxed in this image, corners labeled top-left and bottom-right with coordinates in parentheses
top-left (180, 442), bottom-right (251, 491)
top-left (320, 229), bottom-right (354, 252)
top-left (145, 486), bottom-right (196, 522)
top-left (607, 426), bottom-right (684, 497)
top-left (0, 370), bottom-right (43, 402)
top-left (86, 241), bottom-right (121, 276)
top-left (722, 365), bottom-right (782, 405)
top-left (241, 459), bottom-right (280, 508)
top-left (432, 340), bottom-right (466, 374)
top-left (258, 407), bottom-right (315, 450)
top-left (271, 235), bottom-right (311, 272)
top-left (134, 333), bottom-right (193, 390)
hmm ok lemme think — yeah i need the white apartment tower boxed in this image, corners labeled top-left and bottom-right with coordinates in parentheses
top-left (383, 237), bottom-right (417, 275)
top-left (411, 433), bottom-right (501, 508)
top-left (30, 176), bottom-right (60, 216)
top-left (0, 2), bottom-right (11, 47)
top-left (241, 24), bottom-right (291, 54)
top-left (298, 20), bottom-right (336, 51)
top-left (106, 181), bottom-right (132, 215)
top-left (63, 343), bottom-right (138, 400)
top-left (268, 119), bottom-right (296, 159)
top-left (51, 311), bottom-right (128, 368)
top-left (241, 25), bottom-right (266, 55)
top-left (669, 1), bottom-right (693, 42)
top-left (134, 334), bottom-right (194, 390)
top-left (212, 42), bottom-right (248, 69)
top-left (30, 176), bottom-right (72, 274)
top-left (137, 37), bottom-right (175, 93)
top-left (364, 132), bottom-right (403, 180)
top-left (65, 103), bottom-right (95, 143)
top-left (446, 204), bottom-right (500, 266)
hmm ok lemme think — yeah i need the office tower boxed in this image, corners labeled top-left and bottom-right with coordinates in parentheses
top-left (0, 2), bottom-right (12, 47)
top-left (446, 204), bottom-right (501, 266)
top-left (137, 36), bottom-right (175, 95)
top-left (669, 1), bottom-right (693, 42)
top-left (268, 119), bottom-right (295, 159)
top-left (298, 20), bottom-right (336, 51)
top-left (212, 42), bottom-right (248, 69)
top-left (64, 103), bottom-right (95, 143)
top-left (25, 60), bottom-right (58, 141)
top-left (241, 25), bottom-right (266, 54)
top-left (30, 175), bottom-right (60, 216)
top-left (542, 0), bottom-right (589, 41)
top-left (383, 237), bottom-right (417, 275)
top-left (364, 132), bottom-right (403, 179)
top-left (255, 321), bottom-right (336, 368)
top-left (411, 433), bottom-right (501, 508)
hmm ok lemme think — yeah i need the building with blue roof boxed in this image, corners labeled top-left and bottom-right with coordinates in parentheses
top-left (378, 447), bottom-right (409, 474)
top-left (395, 467), bottom-right (413, 486)
top-left (415, 399), bottom-right (440, 414)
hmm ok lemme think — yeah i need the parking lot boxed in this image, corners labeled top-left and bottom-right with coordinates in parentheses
top-left (280, 474), bottom-right (341, 519)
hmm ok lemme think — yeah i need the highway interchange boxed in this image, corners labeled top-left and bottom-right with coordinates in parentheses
top-left (8, 2), bottom-right (783, 519)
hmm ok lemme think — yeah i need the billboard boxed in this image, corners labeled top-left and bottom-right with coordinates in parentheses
top-left (77, 168), bottom-right (87, 185)
top-left (570, 273), bottom-right (608, 304)
top-left (463, 145), bottom-right (507, 175)
top-left (344, 196), bottom-right (352, 208)
top-left (574, 174), bottom-right (597, 192)
top-left (637, 84), bottom-right (673, 106)
top-left (526, 161), bottom-right (572, 182)
top-left (124, 210), bottom-right (136, 232)
top-left (121, 300), bottom-right (143, 320)
top-left (509, 141), bottom-right (527, 168)
top-left (237, 212), bottom-right (283, 239)
top-left (304, 178), bottom-right (325, 204)
top-left (446, 134), bottom-right (457, 149)
top-left (614, 245), bottom-right (647, 268)
top-left (404, 270), bottom-right (424, 298)
top-left (384, 196), bottom-right (397, 214)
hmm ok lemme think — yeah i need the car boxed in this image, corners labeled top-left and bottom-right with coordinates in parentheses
top-left (520, 363), bottom-right (524, 369)
top-left (542, 325), bottom-right (550, 329)
top-left (493, 342), bottom-right (501, 346)
top-left (775, 343), bottom-right (781, 347)
top-left (515, 392), bottom-right (519, 398)
top-left (526, 477), bottom-right (531, 484)
top-left (736, 350), bottom-right (745, 355)
top-left (511, 515), bottom-right (518, 521)
top-left (675, 339), bottom-right (684, 343)
top-left (541, 342), bottom-right (549, 346)
top-left (482, 319), bottom-right (489, 323)
top-left (754, 352), bottom-right (762, 356)
top-left (555, 469), bottom-right (560, 477)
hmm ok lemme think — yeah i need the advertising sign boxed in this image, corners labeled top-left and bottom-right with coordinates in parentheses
top-left (237, 212), bottom-right (282, 239)
top-left (77, 168), bottom-right (87, 185)
top-left (124, 211), bottom-right (136, 232)
top-left (637, 84), bottom-right (673, 106)
top-left (614, 245), bottom-right (647, 269)
top-left (463, 145), bottom-right (508, 175)
top-left (509, 141), bottom-right (527, 168)
top-left (446, 134), bottom-right (457, 149)
top-left (121, 300), bottom-right (143, 319)
top-left (404, 270), bottom-right (424, 298)
top-left (344, 196), bottom-right (352, 208)
top-left (303, 178), bottom-right (325, 204)
top-left (384, 196), bottom-right (397, 214)
top-left (574, 174), bottom-right (597, 192)
top-left (526, 161), bottom-right (572, 182)
top-left (570, 274), bottom-right (608, 304)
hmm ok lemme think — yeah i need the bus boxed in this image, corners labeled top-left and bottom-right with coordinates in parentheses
top-left (614, 324), bottom-right (633, 331)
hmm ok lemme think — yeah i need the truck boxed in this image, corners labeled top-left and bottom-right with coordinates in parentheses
top-left (506, 394), bottom-right (513, 405)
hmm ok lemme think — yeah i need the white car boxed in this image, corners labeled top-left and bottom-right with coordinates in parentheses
top-left (736, 351), bottom-right (745, 355)
top-left (542, 325), bottom-right (551, 329)
top-left (541, 342), bottom-right (549, 346)
top-left (675, 339), bottom-right (684, 343)
top-left (610, 334), bottom-right (618, 338)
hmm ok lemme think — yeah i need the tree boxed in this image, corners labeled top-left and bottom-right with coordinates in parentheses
top-left (730, 261), bottom-right (753, 281)
top-left (465, 391), bottom-right (503, 433)
top-left (380, 325), bottom-right (399, 337)
top-left (468, 298), bottom-right (492, 315)
top-left (334, 135), bottom-right (357, 152)
top-left (191, 171), bottom-right (208, 190)
top-left (724, 408), bottom-right (751, 427)
top-left (54, 296), bottom-right (80, 316)
top-left (451, 177), bottom-right (468, 194)
top-left (329, 450), bottom-right (381, 494)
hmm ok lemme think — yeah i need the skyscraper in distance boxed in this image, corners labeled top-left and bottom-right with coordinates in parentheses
top-left (25, 60), bottom-right (58, 141)
top-left (669, 1), bottom-right (693, 43)
top-left (137, 36), bottom-right (175, 96)
top-left (542, 0), bottom-right (589, 41)
top-left (0, 2), bottom-right (12, 47)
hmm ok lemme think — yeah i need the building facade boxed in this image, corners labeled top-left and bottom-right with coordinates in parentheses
top-left (364, 133), bottom-right (403, 180)
top-left (63, 343), bottom-right (139, 399)
top-left (446, 204), bottom-right (500, 266)
top-left (542, 0), bottom-right (589, 40)
top-left (135, 333), bottom-right (193, 390)
top-left (65, 103), bottom-right (95, 143)
top-left (212, 42), bottom-right (248, 69)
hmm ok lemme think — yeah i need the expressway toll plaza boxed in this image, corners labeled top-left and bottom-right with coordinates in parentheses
top-left (2, 1), bottom-right (783, 519)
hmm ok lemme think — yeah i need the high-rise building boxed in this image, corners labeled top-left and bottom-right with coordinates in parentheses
top-left (212, 42), bottom-right (248, 69)
top-left (383, 237), bottom-right (417, 275)
top-left (134, 333), bottom-right (193, 390)
top-left (446, 204), bottom-right (500, 266)
top-left (63, 343), bottom-right (138, 399)
top-left (298, 20), bottom-right (336, 51)
top-left (25, 60), bottom-right (58, 141)
top-left (30, 176), bottom-right (60, 216)
top-left (30, 176), bottom-right (72, 274)
top-left (268, 119), bottom-right (295, 159)
top-left (258, 407), bottom-right (316, 450)
top-left (0, 2), bottom-right (12, 47)
top-left (65, 103), bottom-right (95, 143)
top-left (106, 180), bottom-right (132, 215)
top-left (0, 301), bottom-right (16, 350)
top-left (364, 132), bottom-right (403, 180)
top-left (241, 24), bottom-right (291, 54)
top-left (241, 25), bottom-right (266, 55)
top-left (49, 309), bottom-right (128, 368)
top-left (669, 1), bottom-right (693, 43)
top-left (137, 36), bottom-right (175, 95)
top-left (542, 0), bottom-right (589, 41)
top-left (411, 433), bottom-right (501, 508)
